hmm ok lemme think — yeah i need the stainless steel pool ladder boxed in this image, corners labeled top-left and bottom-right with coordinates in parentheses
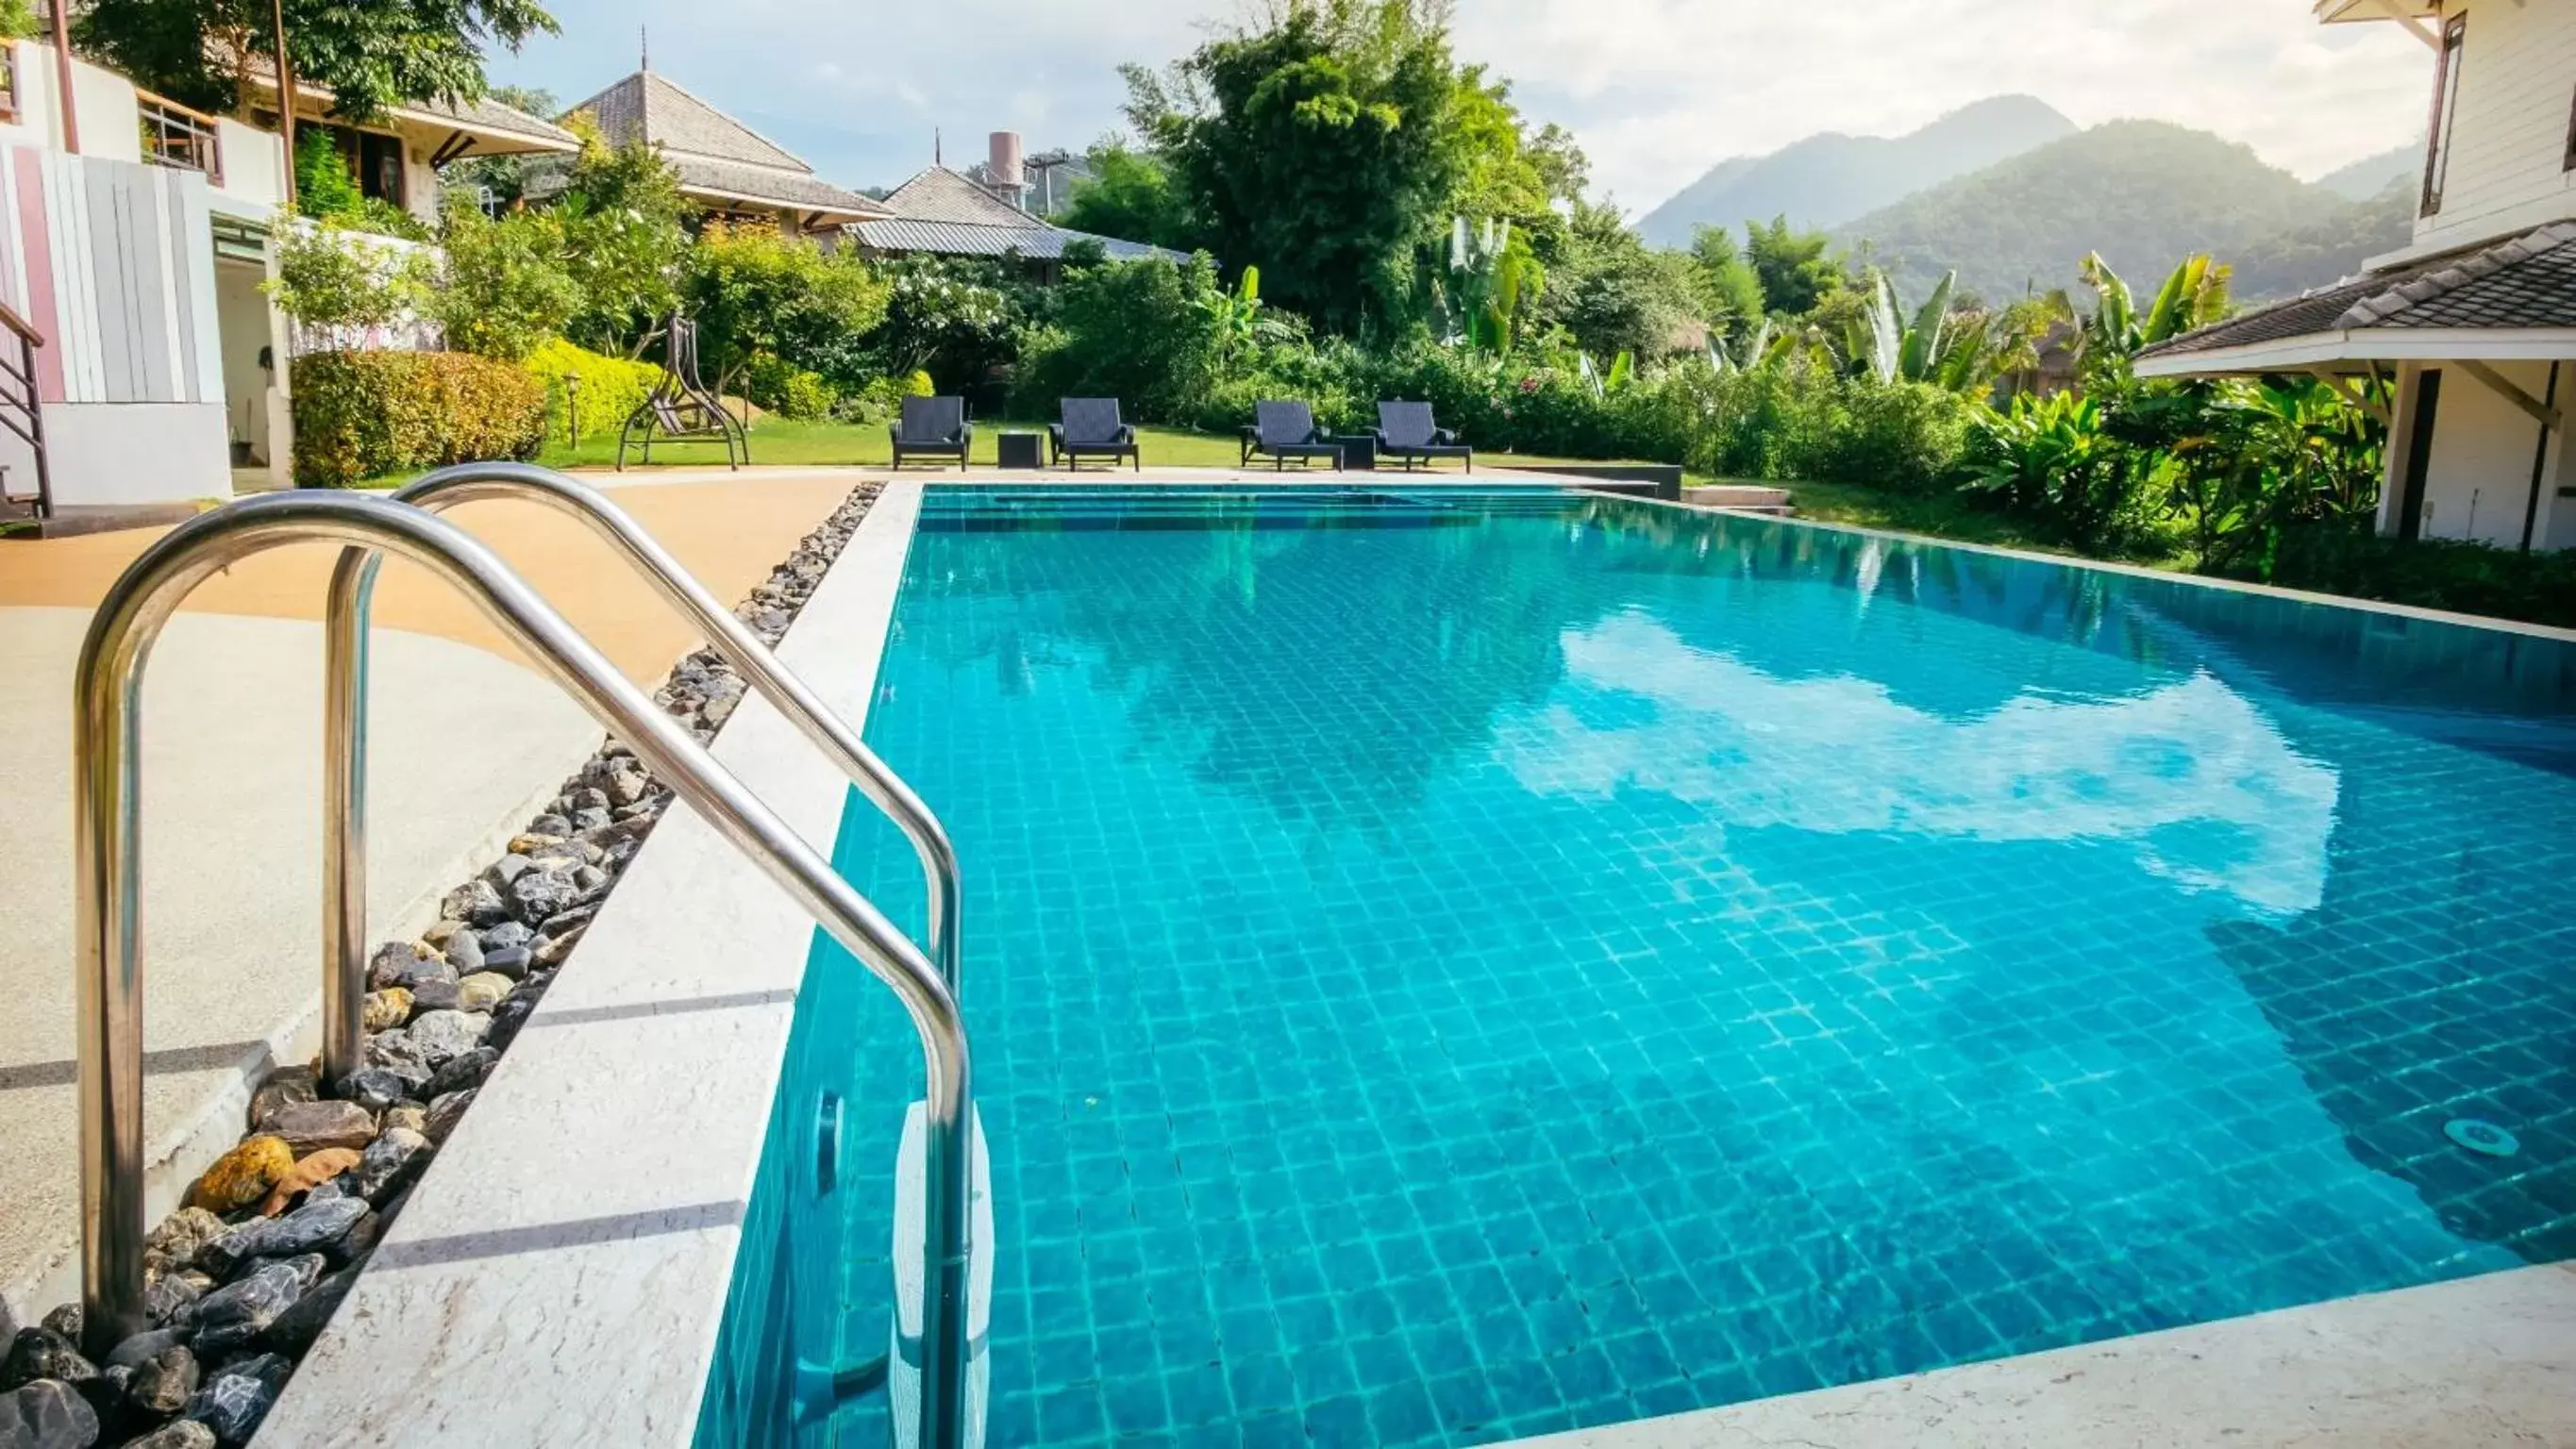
top-left (73, 490), bottom-right (977, 1449)
top-left (319, 460), bottom-right (963, 1081)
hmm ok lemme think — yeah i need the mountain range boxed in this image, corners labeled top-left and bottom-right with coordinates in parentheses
top-left (1640, 99), bottom-right (2419, 307)
top-left (1830, 121), bottom-right (2413, 305)
top-left (1636, 95), bottom-right (2078, 247)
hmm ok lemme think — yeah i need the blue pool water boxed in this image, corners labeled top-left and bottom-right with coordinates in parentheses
top-left (710, 486), bottom-right (2576, 1447)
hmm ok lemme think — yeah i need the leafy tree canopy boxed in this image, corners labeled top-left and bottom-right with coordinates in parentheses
top-left (1744, 215), bottom-right (1846, 319)
top-left (1531, 199), bottom-right (1702, 361)
top-left (1682, 224), bottom-right (1766, 340)
top-left (75, 0), bottom-right (556, 121)
top-left (1060, 142), bottom-right (1197, 252)
top-left (680, 221), bottom-right (890, 397)
top-left (1126, 0), bottom-right (1579, 336)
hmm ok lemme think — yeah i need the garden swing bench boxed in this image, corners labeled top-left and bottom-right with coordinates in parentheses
top-left (617, 314), bottom-right (750, 470)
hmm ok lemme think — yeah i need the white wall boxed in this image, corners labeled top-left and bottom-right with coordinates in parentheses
top-left (38, 402), bottom-right (232, 507)
top-left (214, 117), bottom-right (287, 214)
top-left (0, 42), bottom-right (144, 164)
top-left (2409, 359), bottom-right (2564, 548)
top-left (2404, 0), bottom-right (2576, 259)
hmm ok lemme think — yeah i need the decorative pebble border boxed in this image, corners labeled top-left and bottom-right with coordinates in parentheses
top-left (0, 483), bottom-right (883, 1449)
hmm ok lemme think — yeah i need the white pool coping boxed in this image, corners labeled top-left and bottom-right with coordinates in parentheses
top-left (1498, 1262), bottom-right (2576, 1448)
top-left (255, 479), bottom-right (928, 1446)
top-left (255, 476), bottom-right (2576, 1446)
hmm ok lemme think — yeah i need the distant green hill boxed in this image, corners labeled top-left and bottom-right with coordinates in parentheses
top-left (2316, 141), bottom-right (2422, 202)
top-left (1637, 95), bottom-right (2077, 246)
top-left (1832, 121), bottom-right (2411, 305)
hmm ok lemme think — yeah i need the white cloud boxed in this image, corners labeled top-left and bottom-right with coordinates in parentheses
top-left (494, 0), bottom-right (2431, 210)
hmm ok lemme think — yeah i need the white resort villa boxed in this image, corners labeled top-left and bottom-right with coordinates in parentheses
top-left (2141, 0), bottom-right (2576, 550)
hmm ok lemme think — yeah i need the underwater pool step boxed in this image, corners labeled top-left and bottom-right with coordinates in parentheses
top-left (887, 1102), bottom-right (995, 1449)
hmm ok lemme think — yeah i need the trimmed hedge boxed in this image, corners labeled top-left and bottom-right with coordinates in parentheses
top-left (2241, 524), bottom-right (2576, 630)
top-left (292, 350), bottom-right (547, 488)
top-left (525, 337), bottom-right (660, 446)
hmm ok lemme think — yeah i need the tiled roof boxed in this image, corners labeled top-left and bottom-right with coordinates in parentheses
top-left (2141, 223), bottom-right (2576, 362)
top-left (410, 94), bottom-right (581, 151)
top-left (564, 71), bottom-right (810, 173)
top-left (668, 156), bottom-right (889, 220)
top-left (880, 167), bottom-right (1038, 225)
top-left (849, 218), bottom-right (1183, 262)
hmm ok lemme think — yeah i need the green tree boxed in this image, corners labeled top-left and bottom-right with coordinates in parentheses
top-left (866, 259), bottom-right (1020, 389)
top-left (680, 221), bottom-right (890, 398)
top-left (75, 0), bottom-right (556, 120)
top-left (1060, 142), bottom-right (1197, 250)
top-left (1014, 253), bottom-right (1227, 423)
top-left (1682, 224), bottom-right (1766, 340)
top-left (1129, 0), bottom-right (1548, 334)
top-left (1532, 200), bottom-right (1701, 361)
top-left (1745, 215), bottom-right (1845, 319)
top-left (430, 203), bottom-right (577, 360)
top-left (551, 120), bottom-right (694, 357)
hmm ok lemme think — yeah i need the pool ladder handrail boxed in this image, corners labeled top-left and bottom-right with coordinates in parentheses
top-left (320, 461), bottom-right (962, 1086)
top-left (74, 491), bottom-right (975, 1449)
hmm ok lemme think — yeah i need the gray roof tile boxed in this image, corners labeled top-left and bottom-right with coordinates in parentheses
top-left (880, 167), bottom-right (1039, 225)
top-left (2141, 223), bottom-right (2576, 361)
top-left (849, 218), bottom-right (1182, 262)
top-left (564, 71), bottom-right (811, 173)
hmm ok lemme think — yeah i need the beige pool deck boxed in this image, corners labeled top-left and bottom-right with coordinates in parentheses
top-left (0, 467), bottom-right (865, 1331)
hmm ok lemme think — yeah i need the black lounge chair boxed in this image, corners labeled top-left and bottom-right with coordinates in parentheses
top-left (1050, 397), bottom-right (1141, 471)
top-left (1375, 401), bottom-right (1472, 473)
top-left (1239, 401), bottom-right (1343, 471)
top-left (891, 395), bottom-right (973, 471)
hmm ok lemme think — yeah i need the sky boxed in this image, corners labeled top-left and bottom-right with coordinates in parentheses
top-left (487, 0), bottom-right (2435, 212)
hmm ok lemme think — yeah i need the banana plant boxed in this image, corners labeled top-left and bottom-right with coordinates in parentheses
top-left (1199, 264), bottom-right (1270, 370)
top-left (1707, 317), bottom-right (1790, 375)
top-left (1576, 349), bottom-right (1636, 401)
top-left (1845, 268), bottom-right (1976, 389)
top-left (2081, 252), bottom-right (2231, 374)
top-left (1445, 215), bottom-right (1544, 357)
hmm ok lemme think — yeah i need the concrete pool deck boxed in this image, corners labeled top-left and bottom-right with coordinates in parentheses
top-left (253, 475), bottom-right (2576, 1448)
top-left (0, 468), bottom-right (866, 1331)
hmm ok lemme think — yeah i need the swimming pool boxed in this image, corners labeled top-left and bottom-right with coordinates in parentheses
top-left (709, 485), bottom-right (2576, 1447)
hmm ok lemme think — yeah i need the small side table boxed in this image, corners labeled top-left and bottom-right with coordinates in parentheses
top-left (1333, 435), bottom-right (1378, 472)
top-left (995, 431), bottom-right (1045, 470)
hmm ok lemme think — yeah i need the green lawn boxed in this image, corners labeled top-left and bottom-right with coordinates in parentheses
top-left (536, 417), bottom-right (1693, 478)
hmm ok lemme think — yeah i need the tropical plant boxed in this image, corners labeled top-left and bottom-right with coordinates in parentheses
top-left (867, 258), bottom-right (1017, 388)
top-left (1443, 216), bottom-right (1543, 356)
top-left (1060, 142), bottom-right (1197, 251)
top-left (2159, 375), bottom-right (2385, 575)
top-left (1683, 224), bottom-right (1766, 340)
top-left (2080, 251), bottom-right (2232, 380)
top-left (1844, 268), bottom-right (1990, 391)
top-left (1126, 0), bottom-right (1570, 332)
top-left (1962, 390), bottom-right (2160, 551)
top-left (1744, 214), bottom-right (1845, 319)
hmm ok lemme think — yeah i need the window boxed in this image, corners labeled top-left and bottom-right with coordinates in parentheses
top-left (357, 131), bottom-right (407, 207)
top-left (2422, 13), bottom-right (2467, 216)
top-left (2565, 83), bottom-right (2576, 173)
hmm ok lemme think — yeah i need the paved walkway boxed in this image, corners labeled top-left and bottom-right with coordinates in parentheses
top-left (0, 469), bottom-right (863, 1330)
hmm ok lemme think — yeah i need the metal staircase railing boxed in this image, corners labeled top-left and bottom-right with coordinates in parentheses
top-left (0, 299), bottom-right (52, 521)
top-left (74, 491), bottom-right (975, 1449)
top-left (319, 462), bottom-right (962, 1080)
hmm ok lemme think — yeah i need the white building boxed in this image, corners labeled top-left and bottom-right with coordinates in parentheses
top-left (2138, 0), bottom-right (2575, 551)
top-left (0, 40), bottom-right (572, 523)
